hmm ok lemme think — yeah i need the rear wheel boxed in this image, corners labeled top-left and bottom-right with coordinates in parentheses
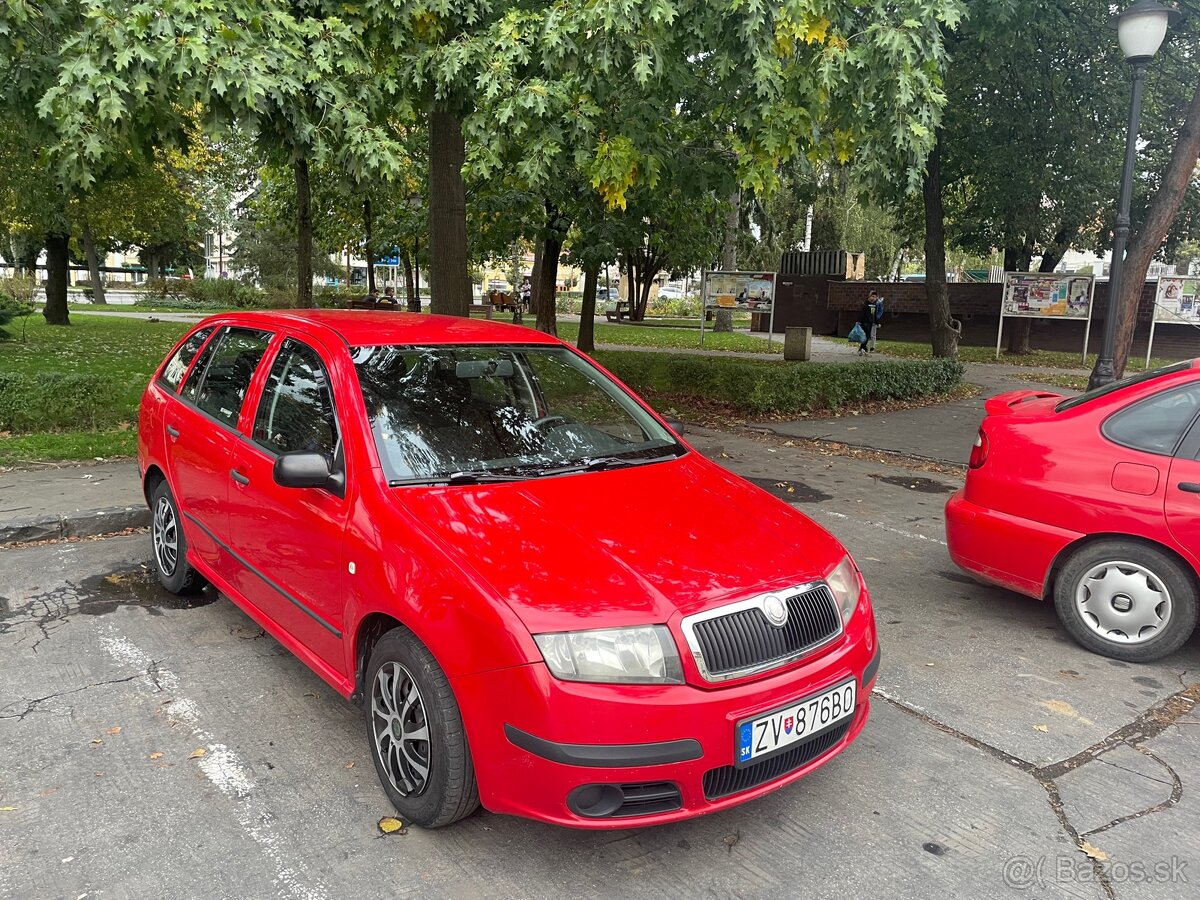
top-left (365, 627), bottom-right (479, 827)
top-left (1053, 540), bottom-right (1197, 662)
top-left (150, 481), bottom-right (202, 594)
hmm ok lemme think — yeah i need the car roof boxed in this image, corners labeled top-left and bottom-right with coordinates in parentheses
top-left (195, 309), bottom-right (564, 348)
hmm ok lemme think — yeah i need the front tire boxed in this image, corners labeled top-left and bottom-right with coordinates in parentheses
top-left (150, 481), bottom-right (202, 595)
top-left (365, 627), bottom-right (479, 827)
top-left (1053, 540), bottom-right (1198, 663)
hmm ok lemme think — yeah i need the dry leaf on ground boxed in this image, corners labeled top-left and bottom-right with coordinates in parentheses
top-left (378, 816), bottom-right (407, 836)
top-left (188, 748), bottom-right (206, 759)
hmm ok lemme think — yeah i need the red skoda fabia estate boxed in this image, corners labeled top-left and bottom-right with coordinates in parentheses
top-left (139, 310), bottom-right (879, 827)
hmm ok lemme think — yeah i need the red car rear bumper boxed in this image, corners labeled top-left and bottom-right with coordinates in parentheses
top-left (945, 490), bottom-right (1081, 599)
top-left (452, 606), bottom-right (879, 827)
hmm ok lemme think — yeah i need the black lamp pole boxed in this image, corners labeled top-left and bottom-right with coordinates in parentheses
top-left (1089, 61), bottom-right (1150, 391)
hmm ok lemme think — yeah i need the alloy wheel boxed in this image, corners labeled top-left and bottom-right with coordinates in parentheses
top-left (152, 496), bottom-right (179, 576)
top-left (371, 662), bottom-right (432, 796)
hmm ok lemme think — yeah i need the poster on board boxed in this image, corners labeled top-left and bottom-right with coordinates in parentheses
top-left (1153, 276), bottom-right (1200, 324)
top-left (703, 271), bottom-right (776, 313)
top-left (1001, 273), bottom-right (1094, 318)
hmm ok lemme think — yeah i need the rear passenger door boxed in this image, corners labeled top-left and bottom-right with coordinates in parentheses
top-left (167, 326), bottom-right (272, 577)
top-left (1162, 390), bottom-right (1200, 570)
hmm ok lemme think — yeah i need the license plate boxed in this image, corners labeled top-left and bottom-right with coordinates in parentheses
top-left (736, 679), bottom-right (857, 767)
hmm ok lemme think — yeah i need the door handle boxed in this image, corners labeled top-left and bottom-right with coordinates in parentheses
top-left (230, 469), bottom-right (250, 486)
top-left (1178, 482), bottom-right (1200, 493)
top-left (166, 424), bottom-right (180, 438)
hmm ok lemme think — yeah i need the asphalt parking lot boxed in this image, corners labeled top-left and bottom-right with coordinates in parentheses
top-left (2, 430), bottom-right (1198, 900)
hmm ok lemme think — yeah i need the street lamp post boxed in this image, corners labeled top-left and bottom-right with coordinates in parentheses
top-left (1089, 0), bottom-right (1181, 391)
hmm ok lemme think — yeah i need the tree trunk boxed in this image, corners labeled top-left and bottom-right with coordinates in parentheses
top-left (402, 250), bottom-right (416, 307)
top-left (147, 252), bottom-right (160, 280)
top-left (43, 232), bottom-right (70, 326)
top-left (363, 198), bottom-right (376, 297)
top-left (428, 109), bottom-right (471, 317)
top-left (714, 189), bottom-right (740, 333)
top-left (578, 263), bottom-right (599, 352)
top-left (81, 218), bottom-right (106, 305)
top-left (534, 234), bottom-right (561, 336)
top-left (295, 157), bottom-right (314, 308)
top-left (922, 139), bottom-right (959, 358)
top-left (1112, 78), bottom-right (1200, 377)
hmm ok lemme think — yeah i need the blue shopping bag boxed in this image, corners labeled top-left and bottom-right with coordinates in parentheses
top-left (848, 323), bottom-right (866, 344)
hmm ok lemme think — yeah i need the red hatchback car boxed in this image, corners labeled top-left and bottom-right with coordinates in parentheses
top-left (947, 362), bottom-right (1200, 663)
top-left (138, 311), bottom-right (879, 828)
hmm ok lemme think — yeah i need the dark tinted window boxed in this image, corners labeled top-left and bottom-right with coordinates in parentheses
top-left (159, 328), bottom-right (212, 392)
top-left (190, 328), bottom-right (272, 427)
top-left (1102, 383), bottom-right (1200, 456)
top-left (1056, 362), bottom-right (1192, 412)
top-left (253, 340), bottom-right (339, 459)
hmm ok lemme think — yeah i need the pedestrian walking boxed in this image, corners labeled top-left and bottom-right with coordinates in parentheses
top-left (856, 296), bottom-right (876, 355)
top-left (868, 290), bottom-right (884, 352)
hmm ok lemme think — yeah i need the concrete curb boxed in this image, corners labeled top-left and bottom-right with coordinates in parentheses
top-left (0, 505), bottom-right (150, 546)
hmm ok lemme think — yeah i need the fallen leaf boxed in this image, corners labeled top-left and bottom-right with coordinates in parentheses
top-left (0, 806), bottom-right (16, 812)
top-left (188, 748), bottom-right (206, 759)
top-left (781, 440), bottom-right (795, 447)
top-left (378, 816), bottom-right (407, 836)
top-left (1080, 841), bottom-right (1108, 861)
top-left (924, 663), bottom-right (935, 667)
top-left (105, 726), bottom-right (121, 736)
top-left (344, 762), bottom-right (355, 770)
top-left (1033, 724), bottom-right (1049, 733)
top-left (90, 739), bottom-right (103, 745)
top-left (149, 752), bottom-right (164, 761)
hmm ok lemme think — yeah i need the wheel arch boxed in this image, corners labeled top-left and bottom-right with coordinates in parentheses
top-left (350, 611), bottom-right (406, 705)
top-left (143, 464), bottom-right (167, 506)
top-left (1042, 532), bottom-right (1200, 601)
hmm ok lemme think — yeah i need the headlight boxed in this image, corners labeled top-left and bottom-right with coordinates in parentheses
top-left (534, 625), bottom-right (684, 684)
top-left (826, 555), bottom-right (862, 624)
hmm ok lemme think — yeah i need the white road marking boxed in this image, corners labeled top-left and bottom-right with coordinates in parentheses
top-left (96, 625), bottom-right (329, 900)
top-left (815, 509), bottom-right (949, 547)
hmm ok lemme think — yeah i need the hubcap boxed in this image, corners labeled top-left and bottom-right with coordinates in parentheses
top-left (371, 662), bottom-right (432, 797)
top-left (1075, 560), bottom-right (1172, 645)
top-left (152, 496), bottom-right (178, 576)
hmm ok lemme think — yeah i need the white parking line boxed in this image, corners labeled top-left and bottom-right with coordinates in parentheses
top-left (96, 625), bottom-right (329, 900)
top-left (814, 509), bottom-right (949, 547)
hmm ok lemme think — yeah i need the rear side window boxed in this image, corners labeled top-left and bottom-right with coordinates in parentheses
top-left (159, 328), bottom-right (212, 392)
top-left (1102, 383), bottom-right (1200, 456)
top-left (252, 339), bottom-right (340, 459)
top-left (186, 327), bottom-right (272, 427)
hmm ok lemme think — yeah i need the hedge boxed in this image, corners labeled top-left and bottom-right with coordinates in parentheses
top-left (0, 372), bottom-right (140, 433)
top-left (595, 352), bottom-right (964, 415)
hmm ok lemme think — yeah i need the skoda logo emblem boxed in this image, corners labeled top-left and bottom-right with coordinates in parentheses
top-left (763, 595), bottom-right (788, 627)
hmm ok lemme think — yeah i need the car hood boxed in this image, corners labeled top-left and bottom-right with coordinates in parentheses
top-left (392, 453), bottom-right (848, 634)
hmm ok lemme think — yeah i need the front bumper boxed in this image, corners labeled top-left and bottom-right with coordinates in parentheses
top-left (452, 603), bottom-right (878, 827)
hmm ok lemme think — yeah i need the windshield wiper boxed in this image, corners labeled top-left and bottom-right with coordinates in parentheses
top-left (537, 451), bottom-right (681, 477)
top-left (389, 470), bottom-right (531, 487)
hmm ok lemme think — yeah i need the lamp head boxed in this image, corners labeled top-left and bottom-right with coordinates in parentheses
top-left (1115, 1), bottom-right (1183, 64)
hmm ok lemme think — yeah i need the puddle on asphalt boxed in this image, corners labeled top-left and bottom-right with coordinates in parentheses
top-left (75, 565), bottom-right (219, 617)
top-left (877, 475), bottom-right (956, 494)
top-left (746, 477), bottom-right (831, 504)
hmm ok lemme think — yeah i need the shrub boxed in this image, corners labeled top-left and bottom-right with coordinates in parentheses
top-left (646, 296), bottom-right (700, 318)
top-left (0, 372), bottom-right (140, 433)
top-left (183, 277), bottom-right (265, 308)
top-left (0, 285), bottom-right (36, 339)
top-left (595, 353), bottom-right (964, 415)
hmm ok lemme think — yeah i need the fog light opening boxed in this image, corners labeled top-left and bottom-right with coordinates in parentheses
top-left (567, 784), bottom-right (625, 818)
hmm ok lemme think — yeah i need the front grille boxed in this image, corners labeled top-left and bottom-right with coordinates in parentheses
top-left (703, 721), bottom-right (850, 800)
top-left (687, 584), bottom-right (842, 680)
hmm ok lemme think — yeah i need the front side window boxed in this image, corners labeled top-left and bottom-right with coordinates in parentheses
top-left (352, 345), bottom-right (682, 483)
top-left (1102, 383), bottom-right (1200, 456)
top-left (188, 327), bottom-right (272, 427)
top-left (253, 339), bottom-right (340, 460)
top-left (159, 328), bottom-right (213, 392)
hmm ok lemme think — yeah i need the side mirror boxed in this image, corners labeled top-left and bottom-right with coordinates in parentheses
top-left (274, 451), bottom-right (341, 494)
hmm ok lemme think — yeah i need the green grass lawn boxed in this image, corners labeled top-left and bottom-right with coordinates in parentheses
top-left (874, 339), bottom-right (1175, 372)
top-left (555, 321), bottom-right (782, 354)
top-left (0, 314), bottom-right (190, 465)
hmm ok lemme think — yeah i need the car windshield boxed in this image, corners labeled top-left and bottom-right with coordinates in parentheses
top-left (351, 344), bottom-right (684, 484)
top-left (1055, 361), bottom-right (1193, 412)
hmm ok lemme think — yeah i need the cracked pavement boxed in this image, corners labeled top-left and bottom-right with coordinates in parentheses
top-left (1, 432), bottom-right (1198, 899)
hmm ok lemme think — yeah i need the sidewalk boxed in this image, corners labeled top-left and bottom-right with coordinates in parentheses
top-left (0, 335), bottom-right (1080, 543)
top-left (0, 461), bottom-right (145, 544)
